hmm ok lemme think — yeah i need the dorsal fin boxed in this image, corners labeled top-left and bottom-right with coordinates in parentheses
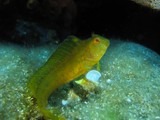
top-left (46, 35), bottom-right (81, 67)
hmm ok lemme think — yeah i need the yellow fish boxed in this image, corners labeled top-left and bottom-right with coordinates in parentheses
top-left (27, 34), bottom-right (110, 120)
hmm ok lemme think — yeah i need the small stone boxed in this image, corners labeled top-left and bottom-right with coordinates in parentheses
top-left (106, 79), bottom-right (112, 84)
top-left (85, 70), bottom-right (101, 83)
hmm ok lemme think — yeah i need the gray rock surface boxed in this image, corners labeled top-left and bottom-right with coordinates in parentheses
top-left (0, 39), bottom-right (159, 119)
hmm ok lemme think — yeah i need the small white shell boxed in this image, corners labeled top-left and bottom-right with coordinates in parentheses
top-left (62, 100), bottom-right (69, 106)
top-left (85, 70), bottom-right (101, 83)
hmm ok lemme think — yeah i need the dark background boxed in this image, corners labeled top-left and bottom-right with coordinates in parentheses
top-left (75, 0), bottom-right (160, 54)
top-left (0, 0), bottom-right (159, 54)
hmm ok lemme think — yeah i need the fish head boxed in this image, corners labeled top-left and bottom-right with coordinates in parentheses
top-left (86, 34), bottom-right (110, 62)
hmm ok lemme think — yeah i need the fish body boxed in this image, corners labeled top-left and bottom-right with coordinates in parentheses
top-left (27, 34), bottom-right (110, 119)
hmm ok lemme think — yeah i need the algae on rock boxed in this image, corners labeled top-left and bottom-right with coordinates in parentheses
top-left (0, 42), bottom-right (57, 119)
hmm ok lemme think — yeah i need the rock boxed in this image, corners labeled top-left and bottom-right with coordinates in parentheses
top-left (0, 39), bottom-right (159, 119)
top-left (131, 0), bottom-right (160, 10)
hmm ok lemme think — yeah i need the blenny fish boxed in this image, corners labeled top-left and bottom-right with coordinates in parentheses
top-left (27, 34), bottom-right (110, 120)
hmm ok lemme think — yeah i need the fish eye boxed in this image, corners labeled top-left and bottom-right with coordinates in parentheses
top-left (93, 38), bottom-right (100, 44)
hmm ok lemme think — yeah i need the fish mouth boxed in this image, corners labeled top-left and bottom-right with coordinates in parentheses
top-left (101, 38), bottom-right (110, 48)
